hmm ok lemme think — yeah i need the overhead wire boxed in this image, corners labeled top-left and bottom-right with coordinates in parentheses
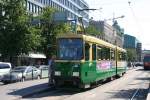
top-left (127, 1), bottom-right (143, 41)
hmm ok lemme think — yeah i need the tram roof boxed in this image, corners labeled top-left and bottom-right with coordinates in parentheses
top-left (57, 33), bottom-right (126, 52)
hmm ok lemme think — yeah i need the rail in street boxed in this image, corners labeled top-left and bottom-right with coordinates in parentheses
top-left (0, 67), bottom-right (149, 100)
top-left (22, 67), bottom-right (150, 100)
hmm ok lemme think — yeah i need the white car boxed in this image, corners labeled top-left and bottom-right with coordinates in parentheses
top-left (1, 66), bottom-right (41, 84)
top-left (0, 62), bottom-right (12, 81)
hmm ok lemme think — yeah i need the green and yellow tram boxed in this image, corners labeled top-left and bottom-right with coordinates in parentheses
top-left (52, 34), bottom-right (127, 88)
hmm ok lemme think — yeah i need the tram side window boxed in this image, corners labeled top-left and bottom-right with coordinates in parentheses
top-left (97, 46), bottom-right (102, 60)
top-left (118, 52), bottom-right (123, 61)
top-left (97, 46), bottom-right (110, 60)
top-left (92, 44), bottom-right (96, 60)
top-left (85, 43), bottom-right (90, 61)
top-left (122, 52), bottom-right (126, 61)
top-left (101, 47), bottom-right (110, 60)
top-left (110, 50), bottom-right (115, 60)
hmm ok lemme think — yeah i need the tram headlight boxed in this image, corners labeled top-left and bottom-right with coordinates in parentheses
top-left (72, 72), bottom-right (79, 77)
top-left (55, 71), bottom-right (61, 76)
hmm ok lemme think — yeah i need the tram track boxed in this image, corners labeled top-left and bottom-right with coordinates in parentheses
top-left (22, 68), bottom-right (149, 100)
top-left (130, 73), bottom-right (150, 100)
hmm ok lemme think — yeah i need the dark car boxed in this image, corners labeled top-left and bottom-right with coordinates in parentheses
top-left (1, 66), bottom-right (41, 84)
top-left (135, 62), bottom-right (143, 67)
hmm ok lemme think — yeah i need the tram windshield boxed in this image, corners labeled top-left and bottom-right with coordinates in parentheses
top-left (57, 38), bottom-right (83, 60)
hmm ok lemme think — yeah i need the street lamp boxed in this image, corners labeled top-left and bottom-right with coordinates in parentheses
top-left (78, 8), bottom-right (102, 34)
top-left (112, 15), bottom-right (125, 77)
top-left (112, 15), bottom-right (125, 46)
top-left (105, 15), bottom-right (125, 22)
top-left (78, 8), bottom-right (102, 12)
top-left (104, 14), bottom-right (125, 77)
top-left (104, 15), bottom-right (125, 45)
top-left (78, 8), bottom-right (97, 12)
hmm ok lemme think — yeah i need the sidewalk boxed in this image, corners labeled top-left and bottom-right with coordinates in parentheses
top-left (0, 79), bottom-right (50, 100)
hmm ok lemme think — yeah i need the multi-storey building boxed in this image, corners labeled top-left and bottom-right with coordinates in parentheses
top-left (89, 21), bottom-right (124, 47)
top-left (123, 34), bottom-right (137, 48)
top-left (26, 0), bottom-right (89, 26)
top-left (123, 34), bottom-right (142, 61)
top-left (136, 43), bottom-right (142, 61)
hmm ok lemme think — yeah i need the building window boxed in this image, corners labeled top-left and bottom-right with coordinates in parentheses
top-left (27, 1), bottom-right (30, 11)
top-left (49, 0), bottom-right (51, 6)
top-left (30, 3), bottom-right (32, 12)
top-left (33, 4), bottom-right (35, 13)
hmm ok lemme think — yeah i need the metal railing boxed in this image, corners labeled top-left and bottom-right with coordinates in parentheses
top-left (1, 68), bottom-right (49, 84)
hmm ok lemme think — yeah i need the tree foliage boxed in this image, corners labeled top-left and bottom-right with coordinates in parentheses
top-left (39, 7), bottom-right (71, 57)
top-left (85, 25), bottom-right (100, 36)
top-left (126, 49), bottom-right (137, 61)
top-left (113, 20), bottom-right (124, 36)
top-left (0, 0), bottom-right (42, 61)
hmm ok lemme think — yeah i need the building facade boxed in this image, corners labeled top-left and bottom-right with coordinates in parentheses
top-left (89, 21), bottom-right (124, 47)
top-left (26, 0), bottom-right (89, 26)
top-left (136, 43), bottom-right (142, 61)
top-left (123, 34), bottom-right (142, 61)
top-left (123, 34), bottom-right (137, 48)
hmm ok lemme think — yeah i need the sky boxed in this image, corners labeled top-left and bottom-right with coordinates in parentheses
top-left (86, 0), bottom-right (150, 50)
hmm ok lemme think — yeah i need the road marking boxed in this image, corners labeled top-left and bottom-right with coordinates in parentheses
top-left (130, 73), bottom-right (149, 100)
top-left (130, 88), bottom-right (140, 100)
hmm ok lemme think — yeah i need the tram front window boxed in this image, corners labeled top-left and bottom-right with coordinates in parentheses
top-left (57, 38), bottom-right (83, 60)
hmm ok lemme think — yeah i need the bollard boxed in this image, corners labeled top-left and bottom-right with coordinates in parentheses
top-left (22, 71), bottom-right (23, 82)
top-left (10, 71), bottom-right (12, 83)
top-left (41, 69), bottom-right (42, 79)
top-left (32, 69), bottom-right (33, 80)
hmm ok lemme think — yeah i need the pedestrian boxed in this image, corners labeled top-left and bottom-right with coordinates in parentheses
top-left (128, 61), bottom-right (132, 69)
top-left (48, 55), bottom-right (56, 86)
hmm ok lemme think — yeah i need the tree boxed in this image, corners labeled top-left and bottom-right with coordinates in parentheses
top-left (126, 49), bottom-right (137, 62)
top-left (0, 0), bottom-right (42, 62)
top-left (39, 7), bottom-right (71, 57)
top-left (113, 20), bottom-right (124, 36)
top-left (85, 25), bottom-right (100, 35)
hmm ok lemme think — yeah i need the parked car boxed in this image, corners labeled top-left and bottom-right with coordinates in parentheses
top-left (1, 66), bottom-right (41, 84)
top-left (38, 65), bottom-right (49, 70)
top-left (135, 62), bottom-right (143, 67)
top-left (0, 62), bottom-right (12, 81)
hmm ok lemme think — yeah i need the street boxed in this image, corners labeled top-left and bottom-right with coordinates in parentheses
top-left (0, 79), bottom-right (49, 100)
top-left (0, 0), bottom-right (150, 100)
top-left (21, 67), bottom-right (149, 100)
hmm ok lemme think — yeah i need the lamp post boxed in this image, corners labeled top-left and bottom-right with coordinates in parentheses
top-left (105, 14), bottom-right (125, 77)
top-left (112, 15), bottom-right (124, 77)
top-left (78, 8), bottom-right (102, 34)
top-left (113, 15), bottom-right (125, 46)
top-left (105, 15), bottom-right (125, 45)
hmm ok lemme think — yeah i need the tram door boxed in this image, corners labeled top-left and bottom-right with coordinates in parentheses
top-left (82, 43), bottom-right (95, 83)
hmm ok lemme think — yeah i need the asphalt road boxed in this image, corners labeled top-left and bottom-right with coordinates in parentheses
top-left (0, 78), bottom-right (49, 100)
top-left (22, 67), bottom-right (150, 100)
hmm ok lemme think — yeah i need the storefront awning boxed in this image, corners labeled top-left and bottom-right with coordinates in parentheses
top-left (28, 53), bottom-right (46, 58)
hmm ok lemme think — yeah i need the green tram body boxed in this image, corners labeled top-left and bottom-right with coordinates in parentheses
top-left (53, 34), bottom-right (127, 88)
